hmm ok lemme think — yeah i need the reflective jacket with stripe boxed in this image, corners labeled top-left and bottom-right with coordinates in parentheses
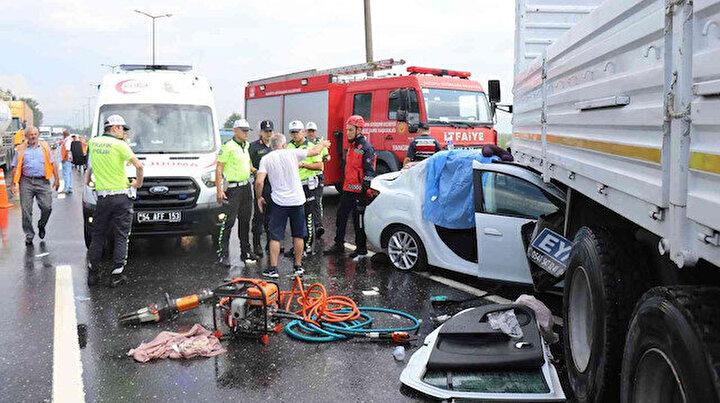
top-left (343, 135), bottom-right (376, 193)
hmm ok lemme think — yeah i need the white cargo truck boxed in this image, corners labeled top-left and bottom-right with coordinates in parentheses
top-left (513, 0), bottom-right (720, 401)
top-left (83, 65), bottom-right (223, 247)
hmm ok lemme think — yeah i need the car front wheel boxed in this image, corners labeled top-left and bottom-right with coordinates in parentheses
top-left (386, 226), bottom-right (427, 271)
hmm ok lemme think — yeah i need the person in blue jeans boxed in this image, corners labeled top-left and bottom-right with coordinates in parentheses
top-left (60, 129), bottom-right (73, 193)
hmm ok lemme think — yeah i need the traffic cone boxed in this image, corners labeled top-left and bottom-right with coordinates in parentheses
top-left (0, 170), bottom-right (11, 245)
top-left (0, 170), bottom-right (12, 208)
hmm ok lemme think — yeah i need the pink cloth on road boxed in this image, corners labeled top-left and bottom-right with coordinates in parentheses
top-left (128, 324), bottom-right (226, 363)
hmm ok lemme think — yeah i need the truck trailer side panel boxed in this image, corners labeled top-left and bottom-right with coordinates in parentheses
top-left (513, 0), bottom-right (720, 267)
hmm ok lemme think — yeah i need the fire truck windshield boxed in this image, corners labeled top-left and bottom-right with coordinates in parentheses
top-left (97, 104), bottom-right (216, 154)
top-left (422, 88), bottom-right (492, 126)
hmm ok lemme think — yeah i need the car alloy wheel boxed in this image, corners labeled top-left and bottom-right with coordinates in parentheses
top-left (388, 230), bottom-right (420, 271)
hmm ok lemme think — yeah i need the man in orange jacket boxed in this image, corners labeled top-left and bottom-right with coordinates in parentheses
top-left (11, 126), bottom-right (60, 245)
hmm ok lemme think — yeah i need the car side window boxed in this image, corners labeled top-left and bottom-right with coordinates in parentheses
top-left (388, 89), bottom-right (420, 121)
top-left (353, 93), bottom-right (372, 120)
top-left (479, 172), bottom-right (559, 219)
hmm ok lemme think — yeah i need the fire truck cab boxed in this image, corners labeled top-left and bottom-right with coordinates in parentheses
top-left (244, 59), bottom-right (503, 187)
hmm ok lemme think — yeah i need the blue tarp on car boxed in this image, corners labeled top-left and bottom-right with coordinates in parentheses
top-left (423, 150), bottom-right (497, 229)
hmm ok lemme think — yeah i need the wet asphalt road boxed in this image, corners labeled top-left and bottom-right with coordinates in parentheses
top-left (0, 169), bottom-right (558, 402)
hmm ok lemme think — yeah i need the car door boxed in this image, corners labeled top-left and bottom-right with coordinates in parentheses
top-left (473, 162), bottom-right (564, 284)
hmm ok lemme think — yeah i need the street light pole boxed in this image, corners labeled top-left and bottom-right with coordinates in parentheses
top-left (134, 10), bottom-right (173, 65)
top-left (363, 0), bottom-right (374, 77)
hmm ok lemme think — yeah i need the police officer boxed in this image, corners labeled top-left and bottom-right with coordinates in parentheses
top-left (86, 115), bottom-right (144, 287)
top-left (216, 118), bottom-right (254, 267)
top-left (287, 120), bottom-right (323, 255)
top-left (249, 119), bottom-right (274, 259)
top-left (403, 121), bottom-right (441, 166)
top-left (324, 115), bottom-right (376, 260)
top-left (304, 121), bottom-right (329, 237)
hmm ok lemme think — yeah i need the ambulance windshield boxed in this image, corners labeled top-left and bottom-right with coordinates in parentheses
top-left (422, 88), bottom-right (492, 126)
top-left (97, 104), bottom-right (216, 154)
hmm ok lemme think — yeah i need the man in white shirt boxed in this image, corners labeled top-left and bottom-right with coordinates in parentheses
top-left (255, 133), bottom-right (330, 278)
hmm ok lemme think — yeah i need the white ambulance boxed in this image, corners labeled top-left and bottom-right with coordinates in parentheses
top-left (83, 64), bottom-right (222, 247)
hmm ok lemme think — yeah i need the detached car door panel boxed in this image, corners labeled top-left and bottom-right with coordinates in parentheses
top-left (473, 163), bottom-right (564, 285)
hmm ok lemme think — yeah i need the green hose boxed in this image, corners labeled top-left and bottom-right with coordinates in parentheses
top-left (284, 306), bottom-right (420, 343)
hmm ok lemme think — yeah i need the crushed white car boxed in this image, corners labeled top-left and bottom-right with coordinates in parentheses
top-left (365, 158), bottom-right (565, 285)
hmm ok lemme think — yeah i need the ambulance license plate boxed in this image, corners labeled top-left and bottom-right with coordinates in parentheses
top-left (137, 211), bottom-right (182, 223)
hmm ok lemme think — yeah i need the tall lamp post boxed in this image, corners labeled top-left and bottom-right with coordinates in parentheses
top-left (134, 10), bottom-right (172, 65)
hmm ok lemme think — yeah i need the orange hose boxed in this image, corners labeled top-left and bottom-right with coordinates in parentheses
top-left (280, 276), bottom-right (361, 326)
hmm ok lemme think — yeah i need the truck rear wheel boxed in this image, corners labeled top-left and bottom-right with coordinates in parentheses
top-left (562, 227), bottom-right (643, 402)
top-left (621, 286), bottom-right (720, 403)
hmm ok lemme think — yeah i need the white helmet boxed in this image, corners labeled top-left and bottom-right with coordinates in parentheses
top-left (233, 119), bottom-right (252, 130)
top-left (288, 120), bottom-right (304, 132)
top-left (305, 121), bottom-right (318, 131)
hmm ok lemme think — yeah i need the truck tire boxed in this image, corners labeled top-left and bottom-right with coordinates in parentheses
top-left (621, 286), bottom-right (720, 403)
top-left (562, 226), bottom-right (643, 402)
top-left (385, 226), bottom-right (427, 272)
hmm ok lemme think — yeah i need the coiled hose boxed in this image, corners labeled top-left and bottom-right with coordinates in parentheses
top-left (280, 277), bottom-right (420, 343)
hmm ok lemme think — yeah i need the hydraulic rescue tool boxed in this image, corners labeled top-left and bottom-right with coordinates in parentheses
top-left (119, 276), bottom-right (420, 346)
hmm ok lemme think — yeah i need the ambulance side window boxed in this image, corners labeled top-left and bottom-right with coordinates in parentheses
top-left (388, 89), bottom-right (419, 121)
top-left (353, 93), bottom-right (372, 120)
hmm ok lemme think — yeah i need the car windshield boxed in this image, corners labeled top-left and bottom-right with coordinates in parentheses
top-left (422, 88), bottom-right (492, 126)
top-left (97, 104), bottom-right (215, 154)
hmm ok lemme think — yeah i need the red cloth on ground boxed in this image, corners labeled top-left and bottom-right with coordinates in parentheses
top-left (128, 324), bottom-right (226, 363)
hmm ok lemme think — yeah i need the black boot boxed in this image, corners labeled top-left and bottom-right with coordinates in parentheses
top-left (323, 243), bottom-right (345, 256)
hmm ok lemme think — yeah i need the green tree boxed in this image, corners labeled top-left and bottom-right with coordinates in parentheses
top-left (223, 112), bottom-right (242, 129)
top-left (20, 97), bottom-right (43, 126)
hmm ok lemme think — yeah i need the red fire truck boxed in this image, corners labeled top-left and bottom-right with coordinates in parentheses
top-left (244, 58), bottom-right (505, 187)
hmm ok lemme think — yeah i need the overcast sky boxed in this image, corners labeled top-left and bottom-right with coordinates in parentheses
top-left (1, 0), bottom-right (515, 132)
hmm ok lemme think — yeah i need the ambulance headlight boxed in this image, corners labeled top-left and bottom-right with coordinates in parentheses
top-left (201, 170), bottom-right (216, 187)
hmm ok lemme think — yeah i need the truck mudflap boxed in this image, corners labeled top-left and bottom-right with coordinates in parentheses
top-left (400, 305), bottom-right (565, 401)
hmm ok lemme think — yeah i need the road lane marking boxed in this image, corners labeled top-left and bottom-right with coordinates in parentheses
top-left (53, 265), bottom-right (85, 402)
top-left (415, 271), bottom-right (512, 304)
top-left (415, 271), bottom-right (564, 326)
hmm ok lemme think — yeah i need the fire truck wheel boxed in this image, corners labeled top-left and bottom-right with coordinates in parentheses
top-left (375, 161), bottom-right (391, 176)
top-left (562, 226), bottom-right (643, 402)
top-left (621, 286), bottom-right (720, 403)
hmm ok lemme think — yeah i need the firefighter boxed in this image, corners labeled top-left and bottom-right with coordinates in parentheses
top-left (215, 118), bottom-right (254, 267)
top-left (305, 121), bottom-right (329, 237)
top-left (249, 119), bottom-right (274, 259)
top-left (403, 121), bottom-right (441, 166)
top-left (323, 115), bottom-right (376, 260)
top-left (86, 115), bottom-right (144, 287)
top-left (287, 120), bottom-right (323, 255)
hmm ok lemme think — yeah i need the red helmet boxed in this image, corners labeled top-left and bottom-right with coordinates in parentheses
top-left (345, 115), bottom-right (365, 129)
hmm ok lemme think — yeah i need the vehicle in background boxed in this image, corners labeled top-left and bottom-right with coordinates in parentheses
top-left (219, 128), bottom-right (233, 144)
top-left (2, 100), bottom-right (35, 170)
top-left (245, 59), bottom-right (507, 188)
top-left (366, 158), bottom-right (564, 284)
top-left (513, 0), bottom-right (720, 400)
top-left (83, 64), bottom-right (223, 248)
top-left (0, 102), bottom-right (12, 171)
top-left (39, 126), bottom-right (52, 139)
